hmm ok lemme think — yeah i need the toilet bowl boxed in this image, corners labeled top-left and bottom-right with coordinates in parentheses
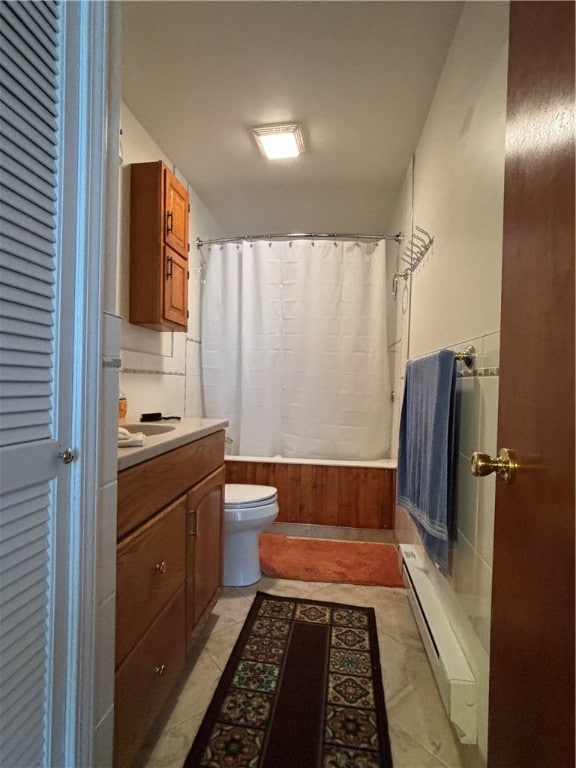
top-left (223, 484), bottom-right (278, 587)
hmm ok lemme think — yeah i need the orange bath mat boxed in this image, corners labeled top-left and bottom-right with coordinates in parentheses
top-left (259, 534), bottom-right (404, 587)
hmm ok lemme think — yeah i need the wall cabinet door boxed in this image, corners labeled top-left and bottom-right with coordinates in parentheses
top-left (163, 246), bottom-right (188, 328)
top-left (186, 466), bottom-right (225, 652)
top-left (164, 171), bottom-right (189, 256)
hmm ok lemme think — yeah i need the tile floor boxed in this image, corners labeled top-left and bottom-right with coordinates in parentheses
top-left (139, 527), bottom-right (463, 768)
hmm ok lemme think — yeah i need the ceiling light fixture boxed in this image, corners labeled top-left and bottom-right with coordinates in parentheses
top-left (252, 123), bottom-right (305, 160)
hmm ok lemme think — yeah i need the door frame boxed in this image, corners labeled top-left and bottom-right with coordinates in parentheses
top-left (49, 2), bottom-right (116, 764)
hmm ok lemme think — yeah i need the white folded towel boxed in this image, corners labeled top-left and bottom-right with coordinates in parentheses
top-left (118, 426), bottom-right (146, 447)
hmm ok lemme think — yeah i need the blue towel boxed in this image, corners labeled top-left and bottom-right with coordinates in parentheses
top-left (397, 349), bottom-right (457, 574)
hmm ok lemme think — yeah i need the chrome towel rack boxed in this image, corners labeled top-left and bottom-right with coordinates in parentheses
top-left (455, 345), bottom-right (476, 369)
top-left (392, 225), bottom-right (434, 298)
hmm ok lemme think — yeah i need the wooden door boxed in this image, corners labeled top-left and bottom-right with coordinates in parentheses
top-left (186, 466), bottom-right (225, 652)
top-left (488, 3), bottom-right (574, 766)
top-left (164, 168), bottom-right (189, 256)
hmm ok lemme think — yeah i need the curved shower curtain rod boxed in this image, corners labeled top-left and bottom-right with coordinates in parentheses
top-left (196, 232), bottom-right (403, 247)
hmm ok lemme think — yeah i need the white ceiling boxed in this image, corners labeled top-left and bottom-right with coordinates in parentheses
top-left (122, 2), bottom-right (463, 237)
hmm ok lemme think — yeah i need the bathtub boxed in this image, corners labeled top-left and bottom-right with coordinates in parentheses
top-left (225, 454), bottom-right (397, 529)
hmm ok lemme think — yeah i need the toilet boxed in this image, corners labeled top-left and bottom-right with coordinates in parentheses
top-left (223, 484), bottom-right (279, 587)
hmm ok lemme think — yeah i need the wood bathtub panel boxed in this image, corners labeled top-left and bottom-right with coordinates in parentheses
top-left (339, 466), bottom-right (361, 527)
top-left (359, 467), bottom-right (395, 529)
top-left (298, 464), bottom-right (317, 524)
top-left (225, 460), bottom-right (395, 529)
top-left (322, 466), bottom-right (341, 527)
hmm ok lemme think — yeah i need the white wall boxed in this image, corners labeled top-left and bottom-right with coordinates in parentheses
top-left (386, 158), bottom-right (413, 459)
top-left (117, 104), bottom-right (225, 421)
top-left (391, 3), bottom-right (509, 763)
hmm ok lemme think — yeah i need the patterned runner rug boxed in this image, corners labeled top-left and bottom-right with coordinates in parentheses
top-left (185, 592), bottom-right (393, 768)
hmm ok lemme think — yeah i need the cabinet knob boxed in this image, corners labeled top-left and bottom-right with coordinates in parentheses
top-left (166, 211), bottom-right (173, 233)
top-left (154, 561), bottom-right (167, 574)
top-left (188, 510), bottom-right (198, 536)
top-left (153, 664), bottom-right (165, 677)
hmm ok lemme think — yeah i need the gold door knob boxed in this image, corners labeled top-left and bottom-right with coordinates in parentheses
top-left (470, 448), bottom-right (516, 483)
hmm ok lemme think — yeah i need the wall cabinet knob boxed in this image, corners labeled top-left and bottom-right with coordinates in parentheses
top-left (153, 664), bottom-right (165, 676)
top-left (154, 561), bottom-right (167, 574)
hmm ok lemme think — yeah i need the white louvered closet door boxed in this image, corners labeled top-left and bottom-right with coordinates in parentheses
top-left (1, 2), bottom-right (73, 765)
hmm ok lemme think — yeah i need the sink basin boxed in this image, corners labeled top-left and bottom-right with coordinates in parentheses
top-left (123, 423), bottom-right (176, 436)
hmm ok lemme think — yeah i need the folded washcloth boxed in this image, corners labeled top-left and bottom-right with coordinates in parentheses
top-left (118, 426), bottom-right (146, 447)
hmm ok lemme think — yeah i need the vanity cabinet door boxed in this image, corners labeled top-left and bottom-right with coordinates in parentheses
top-left (186, 466), bottom-right (225, 653)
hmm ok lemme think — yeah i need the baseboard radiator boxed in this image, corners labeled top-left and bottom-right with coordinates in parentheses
top-left (399, 544), bottom-right (477, 744)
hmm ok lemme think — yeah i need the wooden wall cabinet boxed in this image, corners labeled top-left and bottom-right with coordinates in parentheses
top-left (114, 431), bottom-right (225, 768)
top-left (129, 161), bottom-right (190, 331)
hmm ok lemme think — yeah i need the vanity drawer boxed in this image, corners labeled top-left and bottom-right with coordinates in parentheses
top-left (114, 585), bottom-right (186, 768)
top-left (116, 495), bottom-right (186, 668)
top-left (117, 429), bottom-right (225, 538)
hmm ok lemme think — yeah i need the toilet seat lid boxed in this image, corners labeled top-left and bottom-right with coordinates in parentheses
top-left (225, 484), bottom-right (278, 507)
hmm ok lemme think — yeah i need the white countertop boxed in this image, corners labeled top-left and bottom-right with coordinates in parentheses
top-left (117, 417), bottom-right (228, 472)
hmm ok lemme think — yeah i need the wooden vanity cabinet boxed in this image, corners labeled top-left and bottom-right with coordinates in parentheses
top-left (129, 160), bottom-right (189, 331)
top-left (114, 431), bottom-right (225, 768)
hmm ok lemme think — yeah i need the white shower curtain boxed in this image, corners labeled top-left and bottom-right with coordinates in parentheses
top-left (201, 239), bottom-right (391, 460)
